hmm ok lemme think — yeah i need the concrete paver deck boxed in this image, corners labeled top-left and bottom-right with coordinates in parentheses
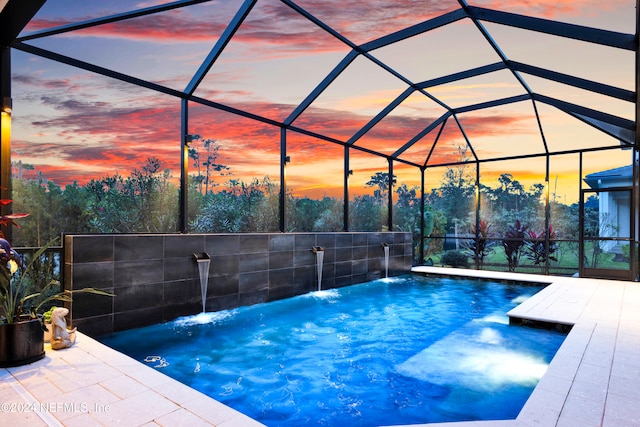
top-left (2, 267), bottom-right (638, 426)
top-left (0, 332), bottom-right (264, 427)
top-left (409, 267), bottom-right (640, 427)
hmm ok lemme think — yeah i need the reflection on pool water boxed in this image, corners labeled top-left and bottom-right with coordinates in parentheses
top-left (99, 274), bottom-right (567, 427)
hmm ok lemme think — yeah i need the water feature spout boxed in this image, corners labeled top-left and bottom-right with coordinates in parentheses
top-left (381, 243), bottom-right (390, 278)
top-left (312, 247), bottom-right (324, 291)
top-left (193, 253), bottom-right (211, 313)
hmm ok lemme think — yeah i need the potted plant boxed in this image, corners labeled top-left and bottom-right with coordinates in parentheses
top-left (0, 198), bottom-right (112, 367)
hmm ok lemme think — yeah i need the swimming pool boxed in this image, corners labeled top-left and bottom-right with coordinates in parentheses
top-left (99, 274), bottom-right (567, 426)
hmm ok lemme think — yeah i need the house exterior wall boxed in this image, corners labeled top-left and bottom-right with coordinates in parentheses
top-left (64, 232), bottom-right (413, 337)
top-left (599, 190), bottom-right (631, 252)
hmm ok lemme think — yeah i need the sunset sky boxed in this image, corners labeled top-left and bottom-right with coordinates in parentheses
top-left (8, 0), bottom-right (637, 202)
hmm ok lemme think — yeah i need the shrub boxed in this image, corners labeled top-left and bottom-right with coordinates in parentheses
top-left (441, 250), bottom-right (470, 268)
top-left (502, 220), bottom-right (527, 272)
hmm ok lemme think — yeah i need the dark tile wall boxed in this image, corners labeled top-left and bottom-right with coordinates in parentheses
top-left (64, 232), bottom-right (413, 336)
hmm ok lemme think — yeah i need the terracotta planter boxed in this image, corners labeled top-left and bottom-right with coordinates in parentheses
top-left (0, 317), bottom-right (45, 367)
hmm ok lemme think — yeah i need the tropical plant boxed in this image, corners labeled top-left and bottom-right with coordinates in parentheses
top-left (463, 219), bottom-right (495, 268)
top-left (188, 137), bottom-right (230, 195)
top-left (0, 199), bottom-right (113, 325)
top-left (502, 219), bottom-right (527, 272)
top-left (365, 172), bottom-right (396, 205)
top-left (524, 225), bottom-right (559, 268)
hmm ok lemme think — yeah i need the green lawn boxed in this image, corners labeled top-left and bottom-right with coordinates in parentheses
top-left (426, 240), bottom-right (630, 276)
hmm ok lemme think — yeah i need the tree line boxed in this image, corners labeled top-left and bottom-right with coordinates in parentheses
top-left (10, 141), bottom-right (585, 269)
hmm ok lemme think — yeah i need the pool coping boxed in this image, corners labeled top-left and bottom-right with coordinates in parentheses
top-left (1, 268), bottom-right (639, 426)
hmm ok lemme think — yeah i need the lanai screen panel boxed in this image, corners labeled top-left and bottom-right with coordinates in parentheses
top-left (481, 22), bottom-right (635, 90)
top-left (523, 76), bottom-right (634, 122)
top-left (471, 0), bottom-right (636, 33)
top-left (287, 133), bottom-right (344, 232)
top-left (533, 103), bottom-right (628, 155)
top-left (188, 103), bottom-right (281, 189)
top-left (369, 19), bottom-right (504, 84)
top-left (423, 122), bottom-right (472, 166)
top-left (582, 149), bottom-right (633, 182)
top-left (393, 162), bottom-right (422, 196)
top-left (480, 157), bottom-right (547, 232)
top-left (455, 101), bottom-right (546, 160)
top-left (549, 153), bottom-right (581, 208)
top-left (23, 2), bottom-right (233, 92)
top-left (425, 69), bottom-right (526, 111)
top-left (546, 153), bottom-right (580, 276)
top-left (4, 0), bottom-right (638, 244)
top-left (292, 0), bottom-right (461, 45)
top-left (424, 161), bottom-right (477, 234)
top-left (24, 0), bottom-right (167, 28)
top-left (348, 150), bottom-right (389, 232)
top-left (193, 0), bottom-right (351, 122)
top-left (11, 50), bottom-right (182, 186)
top-left (294, 55), bottom-right (410, 142)
top-left (357, 91), bottom-right (448, 160)
top-left (287, 133), bottom-right (344, 199)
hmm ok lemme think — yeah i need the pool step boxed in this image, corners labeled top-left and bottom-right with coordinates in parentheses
top-left (394, 315), bottom-right (562, 391)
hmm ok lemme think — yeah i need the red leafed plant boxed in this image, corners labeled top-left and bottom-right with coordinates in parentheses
top-left (524, 225), bottom-right (558, 267)
top-left (502, 220), bottom-right (527, 272)
top-left (464, 219), bottom-right (495, 268)
top-left (0, 198), bottom-right (29, 238)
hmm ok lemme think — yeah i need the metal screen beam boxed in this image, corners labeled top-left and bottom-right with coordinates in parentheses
top-left (348, 87), bottom-right (415, 145)
top-left (343, 146), bottom-right (350, 231)
top-left (423, 144), bottom-right (625, 169)
top-left (418, 62), bottom-right (506, 89)
top-left (0, 0), bottom-right (46, 44)
top-left (467, 5), bottom-right (635, 51)
top-left (0, 47), bottom-right (11, 240)
top-left (284, 50), bottom-right (360, 126)
top-left (530, 99), bottom-right (549, 154)
top-left (13, 42), bottom-right (187, 99)
top-left (511, 61), bottom-right (635, 102)
top-left (179, 99), bottom-right (189, 233)
top-left (534, 93), bottom-right (635, 132)
top-left (280, 0), bottom-right (357, 49)
top-left (360, 8), bottom-right (468, 52)
top-left (392, 112), bottom-right (451, 158)
top-left (387, 159), bottom-right (393, 231)
top-left (424, 117), bottom-right (449, 167)
top-left (454, 94), bottom-right (530, 114)
top-left (280, 128), bottom-right (287, 232)
top-left (185, 0), bottom-right (256, 96)
top-left (16, 0), bottom-right (213, 42)
top-left (572, 113), bottom-right (635, 145)
top-left (453, 114), bottom-right (478, 161)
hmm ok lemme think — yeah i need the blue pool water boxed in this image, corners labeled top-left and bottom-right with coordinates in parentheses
top-left (100, 275), bottom-right (566, 426)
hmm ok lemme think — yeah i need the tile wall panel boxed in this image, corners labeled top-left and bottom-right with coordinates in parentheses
top-left (65, 233), bottom-right (412, 335)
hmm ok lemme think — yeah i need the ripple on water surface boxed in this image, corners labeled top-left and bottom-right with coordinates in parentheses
top-left (99, 275), bottom-right (566, 427)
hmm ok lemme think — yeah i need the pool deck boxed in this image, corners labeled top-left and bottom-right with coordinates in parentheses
top-left (1, 267), bottom-right (639, 427)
